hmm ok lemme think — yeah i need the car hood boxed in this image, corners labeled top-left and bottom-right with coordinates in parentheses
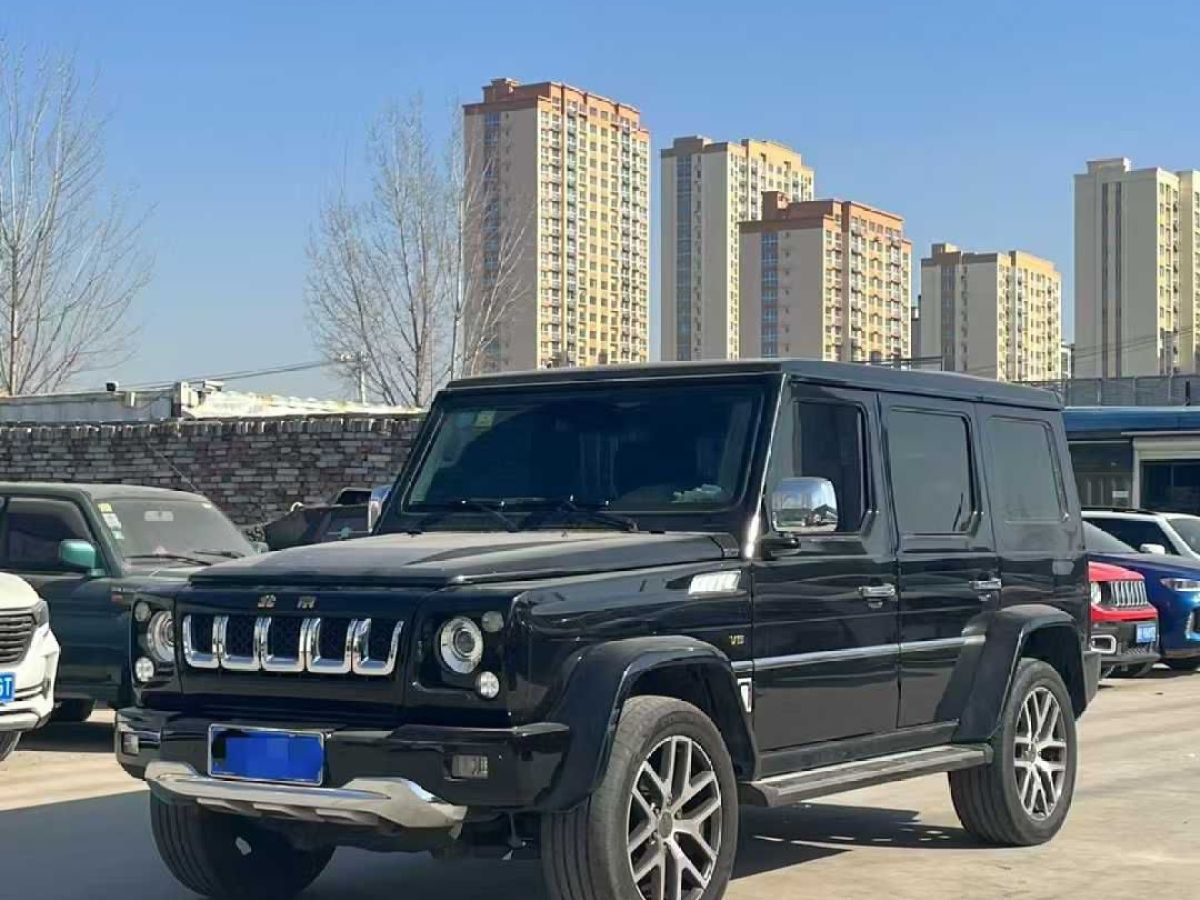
top-left (1088, 551), bottom-right (1200, 580)
top-left (189, 529), bottom-right (741, 588)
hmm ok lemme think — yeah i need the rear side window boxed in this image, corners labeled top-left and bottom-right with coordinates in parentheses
top-left (887, 410), bottom-right (975, 535)
top-left (986, 418), bottom-right (1066, 523)
top-left (1, 497), bottom-right (94, 572)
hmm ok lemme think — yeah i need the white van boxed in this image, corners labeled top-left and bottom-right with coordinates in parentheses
top-left (0, 572), bottom-right (60, 762)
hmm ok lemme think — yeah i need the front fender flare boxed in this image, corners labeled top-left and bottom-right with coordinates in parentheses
top-left (952, 604), bottom-right (1086, 743)
top-left (538, 636), bottom-right (753, 811)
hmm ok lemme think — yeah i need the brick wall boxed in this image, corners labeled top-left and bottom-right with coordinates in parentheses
top-left (0, 414), bottom-right (425, 526)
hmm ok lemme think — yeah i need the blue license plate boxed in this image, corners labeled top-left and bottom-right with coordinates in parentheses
top-left (209, 726), bottom-right (325, 785)
top-left (1137, 623), bottom-right (1158, 645)
top-left (0, 673), bottom-right (12, 704)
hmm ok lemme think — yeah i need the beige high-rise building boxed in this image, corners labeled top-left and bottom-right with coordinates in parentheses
top-left (920, 243), bottom-right (1062, 382)
top-left (739, 193), bottom-right (912, 362)
top-left (1074, 158), bottom-right (1200, 376)
top-left (462, 78), bottom-right (651, 372)
top-left (660, 137), bottom-right (813, 360)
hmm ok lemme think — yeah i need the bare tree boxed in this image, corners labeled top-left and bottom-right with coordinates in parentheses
top-left (306, 97), bottom-right (530, 408)
top-left (0, 45), bottom-right (150, 396)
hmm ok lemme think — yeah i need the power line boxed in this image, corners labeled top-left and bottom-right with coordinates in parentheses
top-left (123, 359), bottom-right (335, 391)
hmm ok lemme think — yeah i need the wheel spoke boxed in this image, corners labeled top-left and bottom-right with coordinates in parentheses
top-left (639, 760), bottom-right (670, 807)
top-left (676, 770), bottom-right (716, 810)
top-left (633, 846), bottom-right (666, 884)
top-left (629, 820), bottom-right (655, 855)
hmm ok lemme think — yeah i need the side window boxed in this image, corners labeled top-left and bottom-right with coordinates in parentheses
top-left (987, 418), bottom-right (1066, 524)
top-left (888, 409), bottom-right (975, 535)
top-left (768, 399), bottom-right (868, 533)
top-left (2, 498), bottom-right (93, 572)
top-left (1097, 519), bottom-right (1175, 554)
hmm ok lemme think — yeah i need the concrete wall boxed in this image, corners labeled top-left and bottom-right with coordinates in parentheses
top-left (0, 414), bottom-right (425, 526)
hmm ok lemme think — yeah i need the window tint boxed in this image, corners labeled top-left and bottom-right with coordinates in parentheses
top-left (2, 498), bottom-right (93, 572)
top-left (987, 418), bottom-right (1065, 522)
top-left (768, 399), bottom-right (867, 533)
top-left (1083, 521), bottom-right (1135, 554)
top-left (1090, 518), bottom-right (1174, 554)
top-left (1168, 516), bottom-right (1200, 554)
top-left (888, 410), bottom-right (974, 535)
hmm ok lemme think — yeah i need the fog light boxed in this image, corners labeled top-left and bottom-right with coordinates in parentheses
top-left (133, 601), bottom-right (152, 624)
top-left (450, 753), bottom-right (489, 780)
top-left (476, 670), bottom-right (500, 699)
top-left (134, 656), bottom-right (156, 683)
top-left (481, 611), bottom-right (505, 634)
top-left (120, 731), bottom-right (140, 756)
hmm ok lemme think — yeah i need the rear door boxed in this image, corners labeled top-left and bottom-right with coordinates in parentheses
top-left (0, 496), bottom-right (123, 702)
top-left (882, 398), bottom-right (999, 728)
top-left (981, 412), bottom-right (1083, 624)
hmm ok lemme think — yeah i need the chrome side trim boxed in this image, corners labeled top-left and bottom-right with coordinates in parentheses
top-left (732, 635), bottom-right (984, 673)
top-left (899, 635), bottom-right (985, 654)
top-left (145, 761), bottom-right (466, 832)
top-left (182, 615), bottom-right (218, 669)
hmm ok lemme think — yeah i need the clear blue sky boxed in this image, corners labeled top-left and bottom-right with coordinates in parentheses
top-left (6, 0), bottom-right (1198, 398)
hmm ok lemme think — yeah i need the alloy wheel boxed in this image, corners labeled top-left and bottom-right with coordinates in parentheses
top-left (1013, 686), bottom-right (1069, 821)
top-left (626, 734), bottom-right (723, 900)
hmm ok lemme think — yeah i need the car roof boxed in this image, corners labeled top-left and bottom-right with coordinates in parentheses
top-left (1083, 509), bottom-right (1166, 520)
top-left (0, 482), bottom-right (209, 503)
top-left (446, 359), bottom-right (1061, 410)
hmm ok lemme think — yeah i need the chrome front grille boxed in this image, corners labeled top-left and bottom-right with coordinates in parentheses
top-left (182, 614), bottom-right (402, 677)
top-left (0, 613), bottom-right (35, 665)
top-left (1103, 579), bottom-right (1151, 610)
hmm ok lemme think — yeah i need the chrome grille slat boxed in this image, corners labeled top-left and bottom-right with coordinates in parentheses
top-left (1102, 579), bottom-right (1151, 610)
top-left (0, 613), bottom-right (34, 665)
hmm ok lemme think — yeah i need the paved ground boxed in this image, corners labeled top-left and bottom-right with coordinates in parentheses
top-left (2, 670), bottom-right (1198, 899)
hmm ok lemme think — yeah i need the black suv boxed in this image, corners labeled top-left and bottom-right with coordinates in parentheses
top-left (118, 361), bottom-right (1099, 900)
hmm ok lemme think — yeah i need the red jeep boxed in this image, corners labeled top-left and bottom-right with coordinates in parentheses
top-left (1089, 560), bottom-right (1159, 678)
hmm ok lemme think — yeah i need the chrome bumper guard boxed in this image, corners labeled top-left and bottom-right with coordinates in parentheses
top-left (145, 761), bottom-right (467, 832)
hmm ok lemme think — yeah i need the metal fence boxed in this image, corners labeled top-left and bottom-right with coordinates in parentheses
top-left (1021, 375), bottom-right (1200, 407)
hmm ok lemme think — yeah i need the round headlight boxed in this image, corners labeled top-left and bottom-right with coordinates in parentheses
top-left (439, 616), bottom-right (484, 674)
top-left (146, 611), bottom-right (175, 665)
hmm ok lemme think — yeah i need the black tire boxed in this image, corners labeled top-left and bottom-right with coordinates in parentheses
top-left (541, 696), bottom-right (739, 900)
top-left (1112, 662), bottom-right (1156, 678)
top-left (150, 795), bottom-right (334, 899)
top-left (52, 699), bottom-right (95, 723)
top-left (0, 732), bottom-right (19, 763)
top-left (1165, 657), bottom-right (1200, 672)
top-left (949, 659), bottom-right (1078, 846)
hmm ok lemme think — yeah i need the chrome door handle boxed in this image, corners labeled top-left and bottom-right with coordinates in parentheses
top-left (970, 578), bottom-right (1003, 593)
top-left (859, 584), bottom-right (897, 601)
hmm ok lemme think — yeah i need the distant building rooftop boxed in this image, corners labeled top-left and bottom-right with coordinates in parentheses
top-left (0, 381), bottom-right (420, 424)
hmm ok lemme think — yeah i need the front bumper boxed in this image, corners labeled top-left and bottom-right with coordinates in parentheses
top-left (1090, 619), bottom-right (1160, 669)
top-left (0, 625), bottom-right (60, 734)
top-left (117, 707), bottom-right (570, 818)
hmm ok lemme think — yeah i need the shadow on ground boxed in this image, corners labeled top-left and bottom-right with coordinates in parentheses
top-left (20, 717), bottom-right (113, 754)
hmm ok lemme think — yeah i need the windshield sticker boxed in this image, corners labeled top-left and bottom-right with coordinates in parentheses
top-left (102, 511), bottom-right (124, 530)
top-left (474, 410), bottom-right (496, 428)
top-left (97, 502), bottom-right (113, 513)
top-left (144, 510), bottom-right (176, 523)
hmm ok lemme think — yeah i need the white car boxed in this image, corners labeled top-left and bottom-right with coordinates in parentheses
top-left (1084, 510), bottom-right (1200, 561)
top-left (0, 572), bottom-right (60, 763)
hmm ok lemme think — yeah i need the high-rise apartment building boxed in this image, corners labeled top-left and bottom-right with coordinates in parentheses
top-left (919, 243), bottom-right (1062, 382)
top-left (1074, 158), bottom-right (1200, 377)
top-left (462, 78), bottom-right (651, 373)
top-left (739, 193), bottom-right (911, 362)
top-left (660, 137), bottom-right (813, 360)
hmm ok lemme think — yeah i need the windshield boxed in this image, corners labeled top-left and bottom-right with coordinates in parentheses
top-left (1083, 521), bottom-right (1136, 554)
top-left (1169, 516), bottom-right (1200, 554)
top-left (99, 498), bottom-right (253, 564)
top-left (388, 381), bottom-right (766, 530)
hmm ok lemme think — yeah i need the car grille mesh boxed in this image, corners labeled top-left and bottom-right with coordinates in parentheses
top-left (1103, 579), bottom-right (1151, 609)
top-left (0, 612), bottom-right (35, 665)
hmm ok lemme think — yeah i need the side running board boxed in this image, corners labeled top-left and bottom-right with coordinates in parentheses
top-left (740, 744), bottom-right (992, 808)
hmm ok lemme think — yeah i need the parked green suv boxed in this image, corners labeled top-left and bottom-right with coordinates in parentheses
top-left (0, 483), bottom-right (255, 721)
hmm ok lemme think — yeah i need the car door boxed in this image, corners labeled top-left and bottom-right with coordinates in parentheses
top-left (750, 382), bottom-right (899, 752)
top-left (0, 496), bottom-right (123, 702)
top-left (882, 398), bottom-right (999, 728)
top-left (982, 412), bottom-right (1084, 626)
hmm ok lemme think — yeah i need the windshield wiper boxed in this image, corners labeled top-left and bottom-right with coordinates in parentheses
top-left (192, 549), bottom-right (246, 559)
top-left (518, 497), bottom-right (639, 533)
top-left (125, 552), bottom-right (213, 567)
top-left (415, 498), bottom-right (520, 533)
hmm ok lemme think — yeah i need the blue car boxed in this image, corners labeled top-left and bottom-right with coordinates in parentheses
top-left (1085, 522), bottom-right (1200, 671)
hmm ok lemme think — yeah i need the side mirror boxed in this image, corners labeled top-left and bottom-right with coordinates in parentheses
top-left (1139, 543), bottom-right (1168, 555)
top-left (770, 477), bottom-right (839, 535)
top-left (58, 539), bottom-right (101, 575)
top-left (251, 541), bottom-right (270, 555)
